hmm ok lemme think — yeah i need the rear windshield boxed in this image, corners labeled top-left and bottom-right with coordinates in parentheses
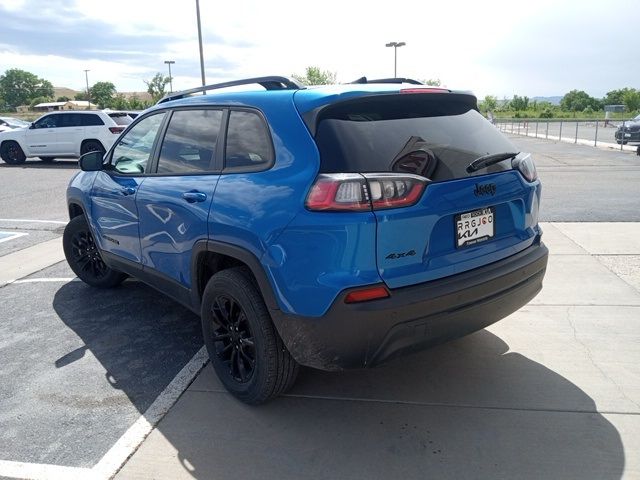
top-left (109, 113), bottom-right (133, 126)
top-left (315, 94), bottom-right (517, 181)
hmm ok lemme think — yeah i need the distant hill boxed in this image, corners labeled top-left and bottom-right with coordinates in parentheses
top-left (531, 96), bottom-right (563, 105)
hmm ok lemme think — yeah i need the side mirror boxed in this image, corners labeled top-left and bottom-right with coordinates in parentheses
top-left (79, 151), bottom-right (105, 171)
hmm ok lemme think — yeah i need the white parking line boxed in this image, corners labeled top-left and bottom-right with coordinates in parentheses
top-left (0, 461), bottom-right (94, 480)
top-left (0, 347), bottom-right (209, 480)
top-left (0, 232), bottom-right (28, 244)
top-left (12, 277), bottom-right (79, 284)
top-left (93, 346), bottom-right (209, 479)
top-left (0, 218), bottom-right (67, 225)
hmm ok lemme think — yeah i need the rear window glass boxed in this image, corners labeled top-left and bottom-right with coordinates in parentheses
top-left (315, 94), bottom-right (517, 181)
top-left (109, 113), bottom-right (133, 126)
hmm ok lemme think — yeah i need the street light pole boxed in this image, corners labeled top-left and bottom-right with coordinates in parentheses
top-left (385, 42), bottom-right (406, 78)
top-left (83, 69), bottom-right (91, 110)
top-left (196, 0), bottom-right (206, 88)
top-left (164, 60), bottom-right (175, 92)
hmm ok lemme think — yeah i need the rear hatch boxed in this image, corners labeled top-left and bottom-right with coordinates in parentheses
top-left (309, 91), bottom-right (541, 289)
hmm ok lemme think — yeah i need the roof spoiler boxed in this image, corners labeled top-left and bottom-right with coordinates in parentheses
top-left (349, 77), bottom-right (423, 85)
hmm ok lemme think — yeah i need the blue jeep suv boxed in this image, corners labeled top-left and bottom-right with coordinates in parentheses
top-left (63, 76), bottom-right (548, 404)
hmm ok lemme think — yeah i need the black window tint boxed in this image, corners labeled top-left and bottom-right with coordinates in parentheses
top-left (81, 114), bottom-right (105, 126)
top-left (315, 94), bottom-right (517, 181)
top-left (34, 115), bottom-right (58, 128)
top-left (224, 111), bottom-right (273, 170)
top-left (111, 113), bottom-right (166, 174)
top-left (157, 109), bottom-right (223, 174)
top-left (60, 114), bottom-right (82, 127)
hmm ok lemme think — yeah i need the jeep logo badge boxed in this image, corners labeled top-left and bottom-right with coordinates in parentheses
top-left (474, 183), bottom-right (497, 197)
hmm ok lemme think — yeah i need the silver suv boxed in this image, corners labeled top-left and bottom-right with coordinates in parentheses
top-left (0, 110), bottom-right (132, 164)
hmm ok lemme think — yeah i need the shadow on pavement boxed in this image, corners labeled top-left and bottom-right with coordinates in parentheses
top-left (145, 330), bottom-right (625, 480)
top-left (52, 279), bottom-right (625, 479)
top-left (52, 280), bottom-right (203, 416)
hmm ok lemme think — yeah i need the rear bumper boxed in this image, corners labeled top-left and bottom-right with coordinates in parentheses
top-left (271, 239), bottom-right (548, 371)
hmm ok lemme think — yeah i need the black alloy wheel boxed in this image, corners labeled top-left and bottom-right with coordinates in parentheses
top-left (201, 267), bottom-right (299, 404)
top-left (0, 141), bottom-right (26, 165)
top-left (210, 295), bottom-right (256, 383)
top-left (81, 141), bottom-right (105, 156)
top-left (62, 215), bottom-right (126, 288)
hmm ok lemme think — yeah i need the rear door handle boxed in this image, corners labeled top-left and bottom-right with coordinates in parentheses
top-left (182, 191), bottom-right (207, 203)
top-left (121, 187), bottom-right (136, 196)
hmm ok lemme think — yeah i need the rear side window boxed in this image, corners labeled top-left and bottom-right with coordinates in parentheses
top-left (157, 109), bottom-right (223, 174)
top-left (315, 94), bottom-right (517, 181)
top-left (224, 110), bottom-right (273, 171)
top-left (81, 114), bottom-right (105, 126)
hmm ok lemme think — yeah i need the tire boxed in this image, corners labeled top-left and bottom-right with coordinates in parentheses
top-left (201, 267), bottom-right (299, 404)
top-left (39, 157), bottom-right (55, 163)
top-left (0, 141), bottom-right (26, 165)
top-left (80, 140), bottom-right (105, 156)
top-left (63, 215), bottom-right (126, 288)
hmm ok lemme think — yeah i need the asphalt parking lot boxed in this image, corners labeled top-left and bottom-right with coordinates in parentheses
top-left (0, 138), bottom-right (639, 479)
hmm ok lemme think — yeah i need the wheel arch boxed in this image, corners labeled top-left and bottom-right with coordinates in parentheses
top-left (191, 240), bottom-right (280, 313)
top-left (80, 138), bottom-right (106, 153)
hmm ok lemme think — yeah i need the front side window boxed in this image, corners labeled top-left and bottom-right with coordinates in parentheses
top-left (33, 115), bottom-right (59, 129)
top-left (157, 109), bottom-right (222, 174)
top-left (111, 113), bottom-right (166, 174)
top-left (224, 110), bottom-right (273, 170)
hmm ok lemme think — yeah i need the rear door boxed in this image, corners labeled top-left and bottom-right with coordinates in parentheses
top-left (313, 93), bottom-right (541, 288)
top-left (57, 113), bottom-right (85, 154)
top-left (136, 108), bottom-right (223, 288)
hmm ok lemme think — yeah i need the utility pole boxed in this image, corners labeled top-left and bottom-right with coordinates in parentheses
top-left (164, 60), bottom-right (175, 92)
top-left (84, 69), bottom-right (91, 110)
top-left (196, 0), bottom-right (206, 87)
top-left (385, 42), bottom-right (406, 78)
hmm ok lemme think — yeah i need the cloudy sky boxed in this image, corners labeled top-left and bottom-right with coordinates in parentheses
top-left (0, 0), bottom-right (637, 99)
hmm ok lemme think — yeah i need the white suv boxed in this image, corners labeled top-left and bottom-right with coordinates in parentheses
top-left (0, 110), bottom-right (132, 164)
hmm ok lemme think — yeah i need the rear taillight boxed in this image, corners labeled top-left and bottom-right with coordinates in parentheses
top-left (512, 153), bottom-right (537, 182)
top-left (109, 126), bottom-right (125, 134)
top-left (306, 173), bottom-right (427, 212)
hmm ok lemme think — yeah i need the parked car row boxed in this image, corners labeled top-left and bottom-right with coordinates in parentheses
top-left (615, 113), bottom-right (640, 145)
top-left (0, 110), bottom-right (139, 164)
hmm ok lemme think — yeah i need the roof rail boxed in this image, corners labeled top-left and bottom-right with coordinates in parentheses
top-left (349, 77), bottom-right (424, 85)
top-left (157, 76), bottom-right (305, 104)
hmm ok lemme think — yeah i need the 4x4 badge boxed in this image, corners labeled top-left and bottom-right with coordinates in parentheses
top-left (474, 183), bottom-right (497, 197)
top-left (386, 250), bottom-right (416, 260)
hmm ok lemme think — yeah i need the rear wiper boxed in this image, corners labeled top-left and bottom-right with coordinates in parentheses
top-left (466, 152), bottom-right (519, 173)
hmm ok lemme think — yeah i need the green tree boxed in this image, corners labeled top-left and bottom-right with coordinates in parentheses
top-left (603, 88), bottom-right (634, 106)
top-left (144, 73), bottom-right (170, 103)
top-left (111, 93), bottom-right (130, 110)
top-left (509, 95), bottom-right (529, 112)
top-left (622, 89), bottom-right (640, 112)
top-left (29, 96), bottom-right (50, 108)
top-left (560, 90), bottom-right (599, 113)
top-left (75, 92), bottom-right (88, 101)
top-left (0, 69), bottom-right (54, 108)
top-left (90, 81), bottom-right (116, 109)
top-left (424, 78), bottom-right (441, 86)
top-left (57, 96), bottom-right (71, 102)
top-left (479, 95), bottom-right (498, 113)
top-left (292, 66), bottom-right (337, 86)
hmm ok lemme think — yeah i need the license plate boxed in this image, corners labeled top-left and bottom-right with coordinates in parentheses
top-left (456, 207), bottom-right (495, 248)
top-left (624, 133), bottom-right (632, 138)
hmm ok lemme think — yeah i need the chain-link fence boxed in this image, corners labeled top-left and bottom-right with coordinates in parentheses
top-left (495, 118), bottom-right (640, 154)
